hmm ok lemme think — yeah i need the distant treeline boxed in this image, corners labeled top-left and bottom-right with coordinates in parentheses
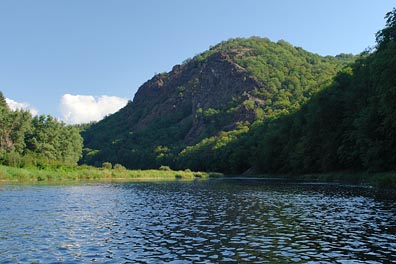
top-left (0, 93), bottom-right (83, 168)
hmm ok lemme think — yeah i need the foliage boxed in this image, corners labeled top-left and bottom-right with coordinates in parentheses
top-left (376, 8), bottom-right (396, 48)
top-left (0, 95), bottom-right (83, 168)
top-left (102, 162), bottom-right (112, 169)
top-left (248, 9), bottom-right (396, 174)
top-left (0, 164), bottom-right (221, 182)
top-left (177, 123), bottom-right (250, 172)
top-left (159, 165), bottom-right (172, 171)
top-left (114, 163), bottom-right (126, 171)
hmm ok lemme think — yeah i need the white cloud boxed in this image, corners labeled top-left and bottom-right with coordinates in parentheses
top-left (60, 94), bottom-right (128, 124)
top-left (5, 98), bottom-right (39, 116)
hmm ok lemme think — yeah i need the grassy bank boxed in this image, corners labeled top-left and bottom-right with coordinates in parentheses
top-left (2, 163), bottom-right (395, 190)
top-left (0, 164), bottom-right (223, 183)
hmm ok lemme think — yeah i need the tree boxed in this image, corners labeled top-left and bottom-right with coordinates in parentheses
top-left (0, 92), bottom-right (83, 167)
top-left (376, 8), bottom-right (396, 47)
top-left (0, 91), bottom-right (8, 109)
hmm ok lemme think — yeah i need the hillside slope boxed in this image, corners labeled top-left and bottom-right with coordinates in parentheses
top-left (81, 37), bottom-right (354, 169)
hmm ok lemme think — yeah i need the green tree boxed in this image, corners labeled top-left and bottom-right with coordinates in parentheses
top-left (0, 91), bottom-right (8, 109)
top-left (376, 8), bottom-right (396, 47)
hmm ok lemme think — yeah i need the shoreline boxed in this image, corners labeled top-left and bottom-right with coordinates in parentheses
top-left (1, 165), bottom-right (395, 190)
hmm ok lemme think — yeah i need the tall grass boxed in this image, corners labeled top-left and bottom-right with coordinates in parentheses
top-left (0, 164), bottom-right (222, 183)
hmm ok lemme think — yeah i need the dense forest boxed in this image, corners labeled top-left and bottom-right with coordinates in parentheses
top-left (0, 92), bottom-right (83, 168)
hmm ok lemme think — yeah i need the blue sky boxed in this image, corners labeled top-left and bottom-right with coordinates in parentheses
top-left (0, 0), bottom-right (394, 123)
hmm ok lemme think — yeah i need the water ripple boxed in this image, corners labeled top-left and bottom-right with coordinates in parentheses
top-left (0, 181), bottom-right (395, 263)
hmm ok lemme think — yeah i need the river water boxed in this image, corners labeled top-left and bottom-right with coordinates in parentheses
top-left (0, 179), bottom-right (395, 263)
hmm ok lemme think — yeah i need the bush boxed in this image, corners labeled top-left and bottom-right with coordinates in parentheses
top-left (114, 163), bottom-right (126, 171)
top-left (3, 152), bottom-right (24, 168)
top-left (102, 162), bottom-right (112, 169)
top-left (159, 165), bottom-right (172, 171)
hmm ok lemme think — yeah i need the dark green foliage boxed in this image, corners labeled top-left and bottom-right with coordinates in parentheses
top-left (249, 10), bottom-right (396, 174)
top-left (0, 94), bottom-right (83, 168)
top-left (177, 123), bottom-right (251, 172)
top-left (376, 8), bottom-right (396, 47)
top-left (0, 92), bottom-right (7, 109)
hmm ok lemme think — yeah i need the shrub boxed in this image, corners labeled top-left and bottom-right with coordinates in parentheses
top-left (102, 162), bottom-right (112, 170)
top-left (114, 163), bottom-right (126, 171)
top-left (159, 165), bottom-right (172, 171)
top-left (3, 152), bottom-right (24, 168)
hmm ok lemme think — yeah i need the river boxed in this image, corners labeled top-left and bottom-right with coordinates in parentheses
top-left (0, 179), bottom-right (395, 263)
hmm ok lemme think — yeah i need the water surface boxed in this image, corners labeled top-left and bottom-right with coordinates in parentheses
top-left (0, 179), bottom-right (395, 263)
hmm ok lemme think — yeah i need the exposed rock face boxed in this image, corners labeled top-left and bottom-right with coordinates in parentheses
top-left (125, 51), bottom-right (264, 143)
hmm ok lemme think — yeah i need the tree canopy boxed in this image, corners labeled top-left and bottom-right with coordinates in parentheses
top-left (0, 94), bottom-right (83, 168)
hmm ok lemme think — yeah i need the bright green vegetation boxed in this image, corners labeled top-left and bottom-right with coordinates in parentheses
top-left (0, 94), bottom-right (83, 168)
top-left (0, 163), bottom-right (220, 183)
top-left (198, 37), bottom-right (354, 117)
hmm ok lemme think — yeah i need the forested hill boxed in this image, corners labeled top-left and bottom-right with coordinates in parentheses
top-left (81, 37), bottom-right (354, 169)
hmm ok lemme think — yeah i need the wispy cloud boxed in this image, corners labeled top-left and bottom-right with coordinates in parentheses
top-left (59, 94), bottom-right (128, 124)
top-left (5, 98), bottom-right (39, 116)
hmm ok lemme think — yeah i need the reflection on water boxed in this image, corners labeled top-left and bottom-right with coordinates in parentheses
top-left (0, 180), bottom-right (395, 263)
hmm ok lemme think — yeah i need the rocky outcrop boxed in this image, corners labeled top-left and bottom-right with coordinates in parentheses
top-left (123, 51), bottom-right (265, 143)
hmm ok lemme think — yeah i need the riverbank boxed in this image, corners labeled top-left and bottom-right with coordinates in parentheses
top-left (0, 164), bottom-right (223, 183)
top-left (1, 164), bottom-right (395, 190)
